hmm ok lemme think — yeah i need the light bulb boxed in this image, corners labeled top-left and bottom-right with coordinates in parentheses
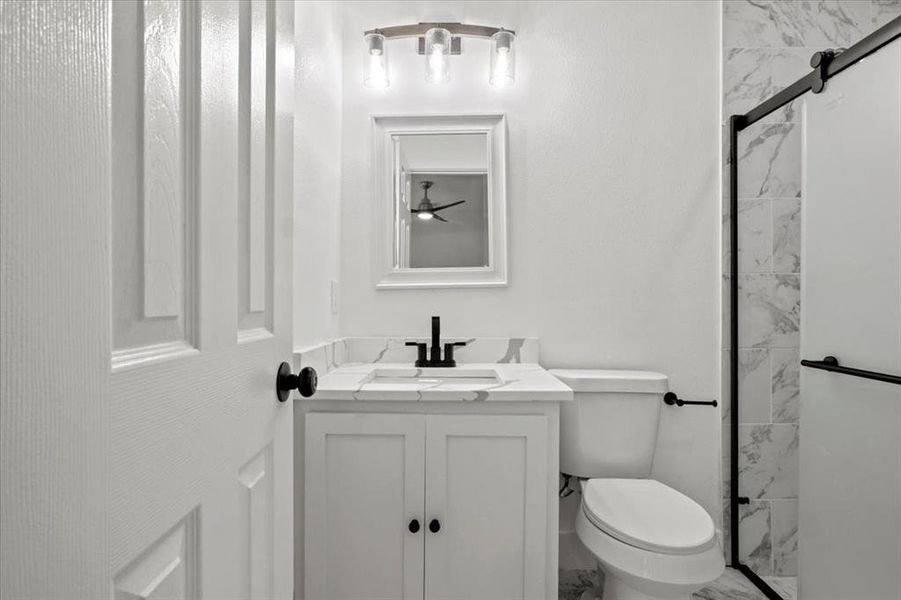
top-left (425, 28), bottom-right (451, 84)
top-left (417, 211), bottom-right (434, 221)
top-left (490, 30), bottom-right (515, 88)
top-left (364, 32), bottom-right (389, 89)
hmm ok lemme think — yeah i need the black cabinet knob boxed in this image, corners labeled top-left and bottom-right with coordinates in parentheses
top-left (276, 362), bottom-right (318, 402)
top-left (429, 519), bottom-right (441, 533)
top-left (408, 519), bottom-right (420, 533)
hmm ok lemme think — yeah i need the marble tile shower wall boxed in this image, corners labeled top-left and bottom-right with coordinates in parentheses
top-left (721, 0), bottom-right (901, 576)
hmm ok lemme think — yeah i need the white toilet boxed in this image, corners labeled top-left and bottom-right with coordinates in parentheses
top-left (551, 369), bottom-right (725, 600)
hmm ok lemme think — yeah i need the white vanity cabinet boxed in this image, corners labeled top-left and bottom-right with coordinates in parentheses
top-left (304, 412), bottom-right (551, 600)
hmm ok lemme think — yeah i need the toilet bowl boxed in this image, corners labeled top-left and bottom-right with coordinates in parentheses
top-left (576, 478), bottom-right (724, 600)
top-left (551, 370), bottom-right (724, 600)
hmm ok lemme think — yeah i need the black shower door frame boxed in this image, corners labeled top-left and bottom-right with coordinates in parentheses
top-left (728, 16), bottom-right (901, 600)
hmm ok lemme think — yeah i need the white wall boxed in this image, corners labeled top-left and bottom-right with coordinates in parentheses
top-left (294, 1), bottom-right (343, 348)
top-left (338, 1), bottom-right (722, 523)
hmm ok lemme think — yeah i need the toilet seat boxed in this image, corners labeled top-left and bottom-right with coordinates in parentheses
top-left (581, 478), bottom-right (716, 555)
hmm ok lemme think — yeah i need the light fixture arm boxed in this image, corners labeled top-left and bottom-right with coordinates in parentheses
top-left (364, 22), bottom-right (515, 40)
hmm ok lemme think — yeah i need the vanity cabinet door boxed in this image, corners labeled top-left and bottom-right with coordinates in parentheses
top-left (305, 413), bottom-right (425, 600)
top-left (424, 415), bottom-right (548, 600)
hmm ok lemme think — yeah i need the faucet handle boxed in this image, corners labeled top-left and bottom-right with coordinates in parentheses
top-left (443, 341), bottom-right (467, 366)
top-left (405, 342), bottom-right (428, 367)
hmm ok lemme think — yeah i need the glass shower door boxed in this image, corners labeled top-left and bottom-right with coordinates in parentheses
top-left (799, 37), bottom-right (901, 600)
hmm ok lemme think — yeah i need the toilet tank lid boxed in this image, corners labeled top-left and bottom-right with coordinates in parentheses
top-left (549, 369), bottom-right (668, 393)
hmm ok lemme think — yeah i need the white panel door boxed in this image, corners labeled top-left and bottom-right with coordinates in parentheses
top-left (305, 413), bottom-right (426, 600)
top-left (1, 1), bottom-right (296, 598)
top-left (424, 415), bottom-right (548, 600)
top-left (800, 39), bottom-right (901, 600)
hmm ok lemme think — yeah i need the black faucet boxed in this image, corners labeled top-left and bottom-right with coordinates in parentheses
top-left (405, 316), bottom-right (466, 368)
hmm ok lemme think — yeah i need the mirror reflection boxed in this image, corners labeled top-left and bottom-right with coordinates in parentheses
top-left (393, 133), bottom-right (489, 269)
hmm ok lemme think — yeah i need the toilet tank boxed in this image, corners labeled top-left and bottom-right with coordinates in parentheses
top-left (551, 369), bottom-right (668, 479)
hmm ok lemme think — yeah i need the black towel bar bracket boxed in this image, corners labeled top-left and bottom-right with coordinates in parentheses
top-left (663, 392), bottom-right (717, 408)
top-left (800, 355), bottom-right (901, 385)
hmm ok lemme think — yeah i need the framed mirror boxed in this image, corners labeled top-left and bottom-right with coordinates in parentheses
top-left (372, 114), bottom-right (507, 289)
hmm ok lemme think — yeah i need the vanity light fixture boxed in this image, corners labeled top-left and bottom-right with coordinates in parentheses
top-left (490, 30), bottom-right (515, 87)
top-left (363, 32), bottom-right (389, 89)
top-left (424, 27), bottom-right (451, 83)
top-left (362, 22), bottom-right (516, 89)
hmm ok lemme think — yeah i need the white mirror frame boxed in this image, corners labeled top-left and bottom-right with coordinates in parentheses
top-left (372, 114), bottom-right (508, 289)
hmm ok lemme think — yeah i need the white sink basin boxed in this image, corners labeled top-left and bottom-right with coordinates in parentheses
top-left (310, 362), bottom-right (574, 401)
top-left (366, 367), bottom-right (503, 390)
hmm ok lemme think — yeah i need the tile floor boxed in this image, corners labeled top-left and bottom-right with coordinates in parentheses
top-left (695, 569), bottom-right (796, 600)
top-left (560, 568), bottom-right (797, 600)
top-left (762, 576), bottom-right (797, 600)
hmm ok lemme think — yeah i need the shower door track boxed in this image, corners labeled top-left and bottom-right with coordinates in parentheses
top-left (728, 16), bottom-right (901, 600)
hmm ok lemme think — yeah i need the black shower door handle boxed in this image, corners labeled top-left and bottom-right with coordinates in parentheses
top-left (800, 356), bottom-right (901, 385)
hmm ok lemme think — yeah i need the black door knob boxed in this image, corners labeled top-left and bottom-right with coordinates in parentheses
top-left (408, 519), bottom-right (420, 533)
top-left (276, 362), bottom-right (318, 402)
top-left (429, 519), bottom-right (440, 533)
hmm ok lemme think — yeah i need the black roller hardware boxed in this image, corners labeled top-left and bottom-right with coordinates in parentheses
top-left (428, 519), bottom-right (441, 533)
top-left (276, 362), bottom-right (318, 402)
top-left (408, 519), bottom-right (420, 533)
top-left (809, 49), bottom-right (837, 93)
top-left (663, 392), bottom-right (717, 408)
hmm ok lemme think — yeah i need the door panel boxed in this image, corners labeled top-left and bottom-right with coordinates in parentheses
top-left (142, 0), bottom-right (188, 321)
top-left (238, 0), bottom-right (273, 337)
top-left (239, 445), bottom-right (275, 599)
top-left (2, 0), bottom-right (294, 597)
top-left (424, 415), bottom-right (548, 600)
top-left (305, 413), bottom-right (426, 600)
top-left (111, 0), bottom-right (198, 361)
top-left (113, 510), bottom-right (201, 600)
top-left (800, 39), bottom-right (901, 600)
top-left (111, 0), bottom-right (294, 597)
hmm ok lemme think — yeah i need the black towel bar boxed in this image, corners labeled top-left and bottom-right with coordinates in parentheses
top-left (800, 356), bottom-right (901, 385)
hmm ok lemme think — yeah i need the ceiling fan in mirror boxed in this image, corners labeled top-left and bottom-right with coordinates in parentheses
top-left (411, 181), bottom-right (465, 222)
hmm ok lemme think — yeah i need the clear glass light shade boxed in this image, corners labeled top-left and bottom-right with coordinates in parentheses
top-left (424, 27), bottom-right (451, 83)
top-left (490, 30), bottom-right (515, 87)
top-left (364, 32), bottom-right (389, 89)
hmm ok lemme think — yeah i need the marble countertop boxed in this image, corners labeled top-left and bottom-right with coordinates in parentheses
top-left (305, 362), bottom-right (574, 402)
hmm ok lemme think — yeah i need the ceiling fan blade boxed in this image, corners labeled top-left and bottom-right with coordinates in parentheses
top-left (431, 200), bottom-right (466, 212)
top-left (433, 214), bottom-right (449, 222)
